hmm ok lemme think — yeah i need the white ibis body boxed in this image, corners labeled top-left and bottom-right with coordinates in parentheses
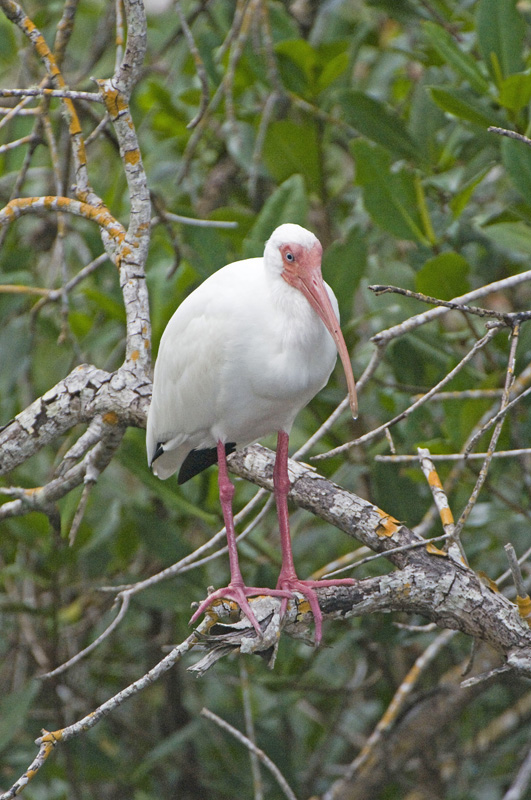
top-left (146, 223), bottom-right (357, 644)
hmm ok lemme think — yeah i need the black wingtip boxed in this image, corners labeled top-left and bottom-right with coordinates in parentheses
top-left (151, 441), bottom-right (165, 467)
top-left (178, 443), bottom-right (236, 484)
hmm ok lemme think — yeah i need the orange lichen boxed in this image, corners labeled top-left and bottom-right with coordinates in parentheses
top-left (517, 595), bottom-right (531, 628)
top-left (40, 728), bottom-right (63, 744)
top-left (375, 507), bottom-right (401, 537)
top-left (102, 411), bottom-right (119, 425)
top-left (296, 599), bottom-right (311, 618)
top-left (426, 542), bottom-right (447, 556)
top-left (124, 149), bottom-right (140, 165)
top-left (100, 86), bottom-right (129, 117)
top-left (440, 507), bottom-right (454, 526)
top-left (427, 469), bottom-right (443, 489)
top-left (478, 571), bottom-right (500, 592)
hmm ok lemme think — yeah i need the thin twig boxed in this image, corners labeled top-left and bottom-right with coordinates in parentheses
top-left (249, 90), bottom-right (278, 200)
top-left (153, 211), bottom-right (238, 228)
top-left (84, 111), bottom-right (111, 145)
top-left (0, 95), bottom-right (34, 127)
top-left (502, 744), bottom-right (531, 800)
top-left (0, 284), bottom-right (50, 296)
top-left (240, 662), bottom-right (264, 800)
top-left (0, 133), bottom-right (39, 153)
top-left (334, 630), bottom-right (456, 783)
top-left (31, 253), bottom-right (109, 315)
top-left (454, 323), bottom-right (520, 538)
top-left (376, 448), bottom-right (531, 462)
top-left (0, 633), bottom-right (199, 799)
top-left (464, 385), bottom-right (531, 457)
top-left (417, 447), bottom-right (466, 563)
top-left (460, 665), bottom-right (512, 688)
top-left (100, 490), bottom-right (271, 595)
top-left (412, 388), bottom-right (504, 401)
top-left (115, 0), bottom-right (125, 72)
top-left (314, 325), bottom-right (501, 462)
top-left (201, 707), bottom-right (298, 800)
top-left (0, 87), bottom-right (101, 102)
top-left (489, 126), bottom-right (531, 148)
top-left (413, 363), bottom-right (531, 539)
top-left (498, 541), bottom-right (531, 587)
top-left (504, 544), bottom-right (527, 598)
top-left (176, 0), bottom-right (210, 129)
top-left (40, 594), bottom-right (131, 679)
top-left (52, 0), bottom-right (79, 68)
top-left (321, 531), bottom-right (455, 578)
top-left (372, 270), bottom-right (531, 346)
top-left (369, 283), bottom-right (530, 326)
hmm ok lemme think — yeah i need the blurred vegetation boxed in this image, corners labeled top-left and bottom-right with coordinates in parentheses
top-left (2, 0), bottom-right (531, 798)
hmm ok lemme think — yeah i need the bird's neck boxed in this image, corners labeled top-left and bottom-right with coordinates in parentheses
top-left (267, 271), bottom-right (324, 345)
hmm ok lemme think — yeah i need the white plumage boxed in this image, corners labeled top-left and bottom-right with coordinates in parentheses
top-left (146, 223), bottom-right (357, 644)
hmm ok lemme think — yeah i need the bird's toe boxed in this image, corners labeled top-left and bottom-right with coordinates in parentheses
top-left (189, 584), bottom-right (292, 636)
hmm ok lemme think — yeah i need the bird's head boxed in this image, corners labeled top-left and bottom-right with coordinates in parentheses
top-left (265, 224), bottom-right (358, 419)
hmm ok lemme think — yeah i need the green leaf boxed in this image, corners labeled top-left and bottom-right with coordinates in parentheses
top-left (476, 0), bottom-right (524, 82)
top-left (428, 86), bottom-right (495, 128)
top-left (180, 227), bottom-right (230, 279)
top-left (263, 119), bottom-right (322, 194)
top-left (0, 680), bottom-right (39, 753)
top-left (132, 721), bottom-right (203, 780)
top-left (275, 39), bottom-right (318, 84)
top-left (501, 137), bottom-right (531, 202)
top-left (275, 39), bottom-right (348, 96)
top-left (497, 72), bottom-right (531, 112)
top-left (450, 164), bottom-right (492, 219)
top-left (415, 252), bottom-right (470, 300)
top-left (83, 288), bottom-right (126, 322)
top-left (322, 226), bottom-right (366, 319)
top-left (337, 89), bottom-right (419, 162)
top-left (275, 39), bottom-right (317, 95)
top-left (409, 72), bottom-right (447, 164)
top-left (317, 50), bottom-right (349, 92)
top-left (422, 21), bottom-right (489, 94)
top-left (0, 18), bottom-right (17, 65)
top-left (352, 140), bottom-right (427, 243)
top-left (243, 175), bottom-right (308, 257)
top-left (68, 310), bottom-right (94, 339)
top-left (480, 221), bottom-right (531, 255)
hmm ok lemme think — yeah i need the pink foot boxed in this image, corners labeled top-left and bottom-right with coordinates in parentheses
top-left (277, 577), bottom-right (355, 646)
top-left (189, 584), bottom-right (293, 636)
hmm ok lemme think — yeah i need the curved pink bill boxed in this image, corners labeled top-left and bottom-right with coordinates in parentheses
top-left (297, 251), bottom-right (358, 419)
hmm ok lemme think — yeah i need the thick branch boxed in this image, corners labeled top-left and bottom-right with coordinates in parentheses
top-left (0, 364), bottom-right (150, 475)
top-left (229, 445), bottom-right (531, 674)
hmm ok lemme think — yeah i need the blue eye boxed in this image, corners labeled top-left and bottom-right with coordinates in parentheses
top-left (285, 252), bottom-right (294, 262)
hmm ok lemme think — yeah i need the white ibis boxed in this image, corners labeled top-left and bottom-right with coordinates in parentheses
top-left (146, 223), bottom-right (357, 644)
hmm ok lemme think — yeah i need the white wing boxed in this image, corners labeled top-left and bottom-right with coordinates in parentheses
top-left (146, 259), bottom-right (263, 478)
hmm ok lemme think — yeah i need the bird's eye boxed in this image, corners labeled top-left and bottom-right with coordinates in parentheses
top-left (285, 251), bottom-right (294, 262)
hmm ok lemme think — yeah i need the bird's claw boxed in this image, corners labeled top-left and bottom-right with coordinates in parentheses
top-left (190, 578), bottom-right (355, 647)
top-left (190, 584), bottom-right (292, 636)
top-left (276, 577), bottom-right (355, 647)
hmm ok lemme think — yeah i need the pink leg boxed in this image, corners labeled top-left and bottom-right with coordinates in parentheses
top-left (190, 440), bottom-right (291, 634)
top-left (274, 430), bottom-right (355, 645)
